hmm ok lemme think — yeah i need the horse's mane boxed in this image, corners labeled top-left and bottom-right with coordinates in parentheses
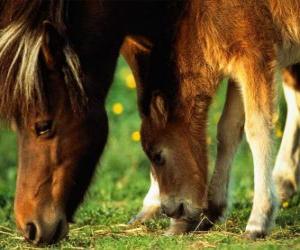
top-left (0, 0), bottom-right (85, 121)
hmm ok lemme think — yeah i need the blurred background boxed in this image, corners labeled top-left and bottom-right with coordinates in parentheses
top-left (0, 57), bottom-right (286, 230)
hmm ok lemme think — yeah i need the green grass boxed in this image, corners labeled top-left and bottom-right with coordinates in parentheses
top-left (0, 57), bottom-right (299, 249)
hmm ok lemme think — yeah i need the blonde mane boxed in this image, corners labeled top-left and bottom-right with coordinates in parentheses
top-left (0, 0), bottom-right (86, 120)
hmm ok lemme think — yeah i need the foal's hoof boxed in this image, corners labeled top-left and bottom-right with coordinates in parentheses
top-left (244, 230), bottom-right (267, 240)
top-left (128, 215), bottom-right (141, 225)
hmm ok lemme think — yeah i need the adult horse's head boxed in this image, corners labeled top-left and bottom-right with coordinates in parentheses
top-left (0, 0), bottom-right (123, 244)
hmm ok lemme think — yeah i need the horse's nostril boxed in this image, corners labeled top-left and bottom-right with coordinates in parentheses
top-left (24, 219), bottom-right (67, 244)
top-left (25, 222), bottom-right (37, 242)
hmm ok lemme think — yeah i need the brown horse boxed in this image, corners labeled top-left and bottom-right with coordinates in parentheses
top-left (0, 0), bottom-right (186, 244)
top-left (133, 67), bottom-right (300, 236)
top-left (1, 0), bottom-right (300, 245)
top-left (130, 0), bottom-right (300, 240)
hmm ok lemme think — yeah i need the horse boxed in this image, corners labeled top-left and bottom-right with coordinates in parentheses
top-left (127, 0), bottom-right (300, 239)
top-left (0, 0), bottom-right (187, 244)
top-left (1, 0), bottom-right (300, 245)
top-left (132, 65), bottom-right (300, 234)
top-left (126, 0), bottom-right (300, 239)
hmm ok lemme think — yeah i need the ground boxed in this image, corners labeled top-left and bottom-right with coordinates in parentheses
top-left (0, 58), bottom-right (299, 249)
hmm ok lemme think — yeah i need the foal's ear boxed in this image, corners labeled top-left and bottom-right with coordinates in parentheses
top-left (41, 21), bottom-right (65, 70)
top-left (150, 93), bottom-right (168, 127)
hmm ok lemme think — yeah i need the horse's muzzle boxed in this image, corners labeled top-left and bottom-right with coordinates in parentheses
top-left (20, 214), bottom-right (68, 245)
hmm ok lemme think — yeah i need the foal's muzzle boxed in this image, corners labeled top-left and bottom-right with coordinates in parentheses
top-left (161, 198), bottom-right (201, 220)
top-left (161, 203), bottom-right (185, 219)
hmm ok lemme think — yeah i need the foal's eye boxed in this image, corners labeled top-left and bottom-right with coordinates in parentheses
top-left (35, 120), bottom-right (53, 137)
top-left (152, 151), bottom-right (165, 166)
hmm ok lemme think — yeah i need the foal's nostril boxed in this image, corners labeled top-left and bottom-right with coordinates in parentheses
top-left (178, 203), bottom-right (184, 216)
top-left (25, 222), bottom-right (37, 242)
top-left (161, 203), bottom-right (185, 219)
top-left (172, 203), bottom-right (184, 218)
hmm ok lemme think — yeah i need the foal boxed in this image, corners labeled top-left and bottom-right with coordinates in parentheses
top-left (134, 71), bottom-right (300, 234)
top-left (129, 0), bottom-right (300, 239)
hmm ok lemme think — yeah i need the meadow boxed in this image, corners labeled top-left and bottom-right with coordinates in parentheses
top-left (0, 58), bottom-right (300, 249)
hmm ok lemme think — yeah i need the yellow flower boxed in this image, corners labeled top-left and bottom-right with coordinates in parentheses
top-left (131, 131), bottom-right (141, 142)
top-left (282, 201), bottom-right (289, 208)
top-left (275, 127), bottom-right (283, 138)
top-left (119, 67), bottom-right (131, 79)
top-left (112, 103), bottom-right (124, 115)
top-left (126, 73), bottom-right (136, 89)
top-left (207, 136), bottom-right (212, 145)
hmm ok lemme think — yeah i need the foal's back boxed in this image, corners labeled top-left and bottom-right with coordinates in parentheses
top-left (182, 0), bottom-right (300, 71)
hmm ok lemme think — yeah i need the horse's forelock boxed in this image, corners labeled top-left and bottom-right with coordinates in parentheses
top-left (0, 0), bottom-right (86, 121)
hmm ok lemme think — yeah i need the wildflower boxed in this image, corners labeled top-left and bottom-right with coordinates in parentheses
top-left (112, 103), bottom-right (124, 115)
top-left (119, 67), bottom-right (131, 79)
top-left (207, 136), bottom-right (212, 145)
top-left (126, 73), bottom-right (136, 89)
top-left (131, 131), bottom-right (141, 142)
top-left (275, 127), bottom-right (283, 138)
top-left (282, 201), bottom-right (289, 208)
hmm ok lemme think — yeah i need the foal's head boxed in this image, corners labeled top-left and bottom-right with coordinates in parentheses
top-left (141, 93), bottom-right (209, 223)
top-left (0, 19), bottom-right (108, 244)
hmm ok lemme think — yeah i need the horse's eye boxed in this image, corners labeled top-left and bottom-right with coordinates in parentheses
top-left (152, 151), bottom-right (165, 166)
top-left (35, 120), bottom-right (53, 137)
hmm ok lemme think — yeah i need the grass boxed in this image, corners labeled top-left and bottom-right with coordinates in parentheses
top-left (0, 57), bottom-right (299, 249)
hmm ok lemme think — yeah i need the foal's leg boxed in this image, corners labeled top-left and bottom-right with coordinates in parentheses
top-left (129, 170), bottom-right (161, 224)
top-left (237, 61), bottom-right (277, 239)
top-left (273, 66), bottom-right (300, 202)
top-left (199, 81), bottom-right (245, 229)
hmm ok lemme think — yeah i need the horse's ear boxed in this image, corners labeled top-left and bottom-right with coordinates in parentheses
top-left (150, 93), bottom-right (168, 127)
top-left (41, 21), bottom-right (65, 70)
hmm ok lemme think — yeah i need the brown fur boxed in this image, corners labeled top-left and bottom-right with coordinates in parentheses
top-left (0, 0), bottom-right (85, 120)
top-left (127, 0), bottom-right (300, 237)
top-left (2, 0), bottom-right (300, 244)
